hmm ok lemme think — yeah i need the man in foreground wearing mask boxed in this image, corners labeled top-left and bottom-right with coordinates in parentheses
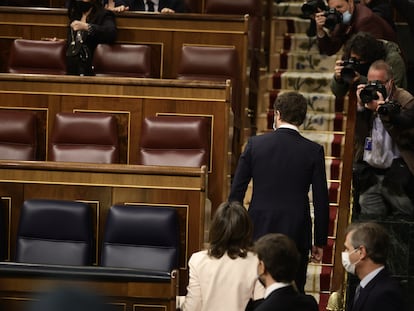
top-left (247, 233), bottom-right (318, 311)
top-left (342, 222), bottom-right (403, 311)
top-left (313, 0), bottom-right (397, 56)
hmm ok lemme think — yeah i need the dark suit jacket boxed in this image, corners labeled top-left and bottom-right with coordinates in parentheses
top-left (111, 0), bottom-right (186, 12)
top-left (229, 128), bottom-right (329, 251)
top-left (350, 269), bottom-right (403, 311)
top-left (251, 285), bottom-right (319, 311)
top-left (318, 3), bottom-right (397, 55)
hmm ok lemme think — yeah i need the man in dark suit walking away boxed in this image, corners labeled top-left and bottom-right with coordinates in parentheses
top-left (248, 233), bottom-right (319, 311)
top-left (229, 91), bottom-right (329, 293)
top-left (343, 222), bottom-right (403, 311)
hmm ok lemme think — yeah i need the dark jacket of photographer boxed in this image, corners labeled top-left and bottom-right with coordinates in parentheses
top-left (317, 3), bottom-right (397, 56)
top-left (356, 87), bottom-right (414, 175)
top-left (66, 4), bottom-right (117, 76)
top-left (330, 40), bottom-right (407, 98)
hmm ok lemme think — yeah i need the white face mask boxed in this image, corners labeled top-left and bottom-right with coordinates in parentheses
top-left (341, 248), bottom-right (360, 274)
top-left (342, 10), bottom-right (352, 24)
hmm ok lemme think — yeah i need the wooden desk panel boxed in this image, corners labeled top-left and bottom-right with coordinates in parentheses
top-left (0, 160), bottom-right (207, 296)
top-left (0, 74), bottom-right (231, 212)
top-left (0, 7), bottom-right (249, 136)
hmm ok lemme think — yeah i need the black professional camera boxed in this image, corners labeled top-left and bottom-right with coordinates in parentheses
top-left (302, 0), bottom-right (342, 36)
top-left (340, 57), bottom-right (360, 83)
top-left (378, 100), bottom-right (401, 115)
top-left (323, 8), bottom-right (342, 30)
top-left (301, 0), bottom-right (327, 17)
top-left (359, 80), bottom-right (387, 104)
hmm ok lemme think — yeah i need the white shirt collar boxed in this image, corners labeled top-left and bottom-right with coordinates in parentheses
top-left (360, 266), bottom-right (385, 288)
top-left (277, 124), bottom-right (299, 132)
top-left (264, 281), bottom-right (291, 298)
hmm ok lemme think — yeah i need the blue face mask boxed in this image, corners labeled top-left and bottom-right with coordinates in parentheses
top-left (342, 10), bottom-right (352, 24)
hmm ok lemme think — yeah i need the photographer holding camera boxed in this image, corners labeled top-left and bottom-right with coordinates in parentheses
top-left (331, 32), bottom-right (406, 98)
top-left (354, 60), bottom-right (414, 219)
top-left (312, 0), bottom-right (397, 56)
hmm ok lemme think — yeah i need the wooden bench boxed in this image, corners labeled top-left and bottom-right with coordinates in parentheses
top-left (0, 160), bottom-right (207, 298)
top-left (0, 7), bottom-right (250, 155)
top-left (0, 73), bottom-right (230, 215)
top-left (0, 262), bottom-right (178, 311)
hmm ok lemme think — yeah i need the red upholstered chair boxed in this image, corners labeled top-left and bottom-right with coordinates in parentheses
top-left (204, 0), bottom-right (262, 137)
top-left (49, 112), bottom-right (120, 164)
top-left (138, 115), bottom-right (210, 168)
top-left (92, 44), bottom-right (152, 78)
top-left (0, 110), bottom-right (37, 160)
top-left (7, 39), bottom-right (67, 75)
top-left (177, 45), bottom-right (241, 120)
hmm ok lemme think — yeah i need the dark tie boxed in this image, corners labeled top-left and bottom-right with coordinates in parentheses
top-left (353, 284), bottom-right (362, 307)
top-left (146, 0), bottom-right (155, 11)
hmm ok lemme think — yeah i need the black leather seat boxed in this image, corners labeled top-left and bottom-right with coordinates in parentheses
top-left (16, 199), bottom-right (93, 266)
top-left (101, 204), bottom-right (179, 272)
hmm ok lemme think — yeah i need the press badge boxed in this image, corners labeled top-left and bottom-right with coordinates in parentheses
top-left (364, 137), bottom-right (372, 151)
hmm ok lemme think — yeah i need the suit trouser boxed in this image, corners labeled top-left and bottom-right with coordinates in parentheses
top-left (295, 251), bottom-right (309, 294)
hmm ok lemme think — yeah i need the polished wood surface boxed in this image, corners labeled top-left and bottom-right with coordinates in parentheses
top-left (0, 7), bottom-right (249, 136)
top-left (0, 160), bottom-right (207, 296)
top-left (0, 265), bottom-right (178, 311)
top-left (0, 73), bottom-right (231, 213)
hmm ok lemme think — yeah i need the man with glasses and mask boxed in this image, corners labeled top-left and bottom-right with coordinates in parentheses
top-left (331, 32), bottom-right (406, 98)
top-left (342, 222), bottom-right (403, 311)
top-left (313, 0), bottom-right (397, 56)
top-left (354, 60), bottom-right (414, 219)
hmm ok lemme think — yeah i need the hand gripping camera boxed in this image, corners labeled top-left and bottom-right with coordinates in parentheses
top-left (359, 80), bottom-right (387, 104)
top-left (301, 0), bottom-right (343, 32)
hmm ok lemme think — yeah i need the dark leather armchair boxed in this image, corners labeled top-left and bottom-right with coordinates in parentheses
top-left (138, 115), bottom-right (210, 168)
top-left (93, 43), bottom-right (152, 78)
top-left (101, 204), bottom-right (179, 272)
top-left (7, 39), bottom-right (67, 75)
top-left (0, 110), bottom-right (37, 160)
top-left (49, 112), bottom-right (119, 164)
top-left (16, 199), bottom-right (93, 266)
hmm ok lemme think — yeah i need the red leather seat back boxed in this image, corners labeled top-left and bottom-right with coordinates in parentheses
top-left (0, 110), bottom-right (37, 160)
top-left (139, 115), bottom-right (210, 168)
top-left (177, 45), bottom-right (241, 118)
top-left (49, 112), bottom-right (120, 164)
top-left (93, 44), bottom-right (152, 78)
top-left (7, 39), bottom-right (67, 75)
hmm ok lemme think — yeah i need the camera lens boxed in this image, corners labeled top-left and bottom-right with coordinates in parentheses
top-left (341, 67), bottom-right (356, 84)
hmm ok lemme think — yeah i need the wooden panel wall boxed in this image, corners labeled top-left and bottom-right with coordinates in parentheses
top-left (0, 7), bottom-right (249, 153)
top-left (0, 74), bottom-right (231, 218)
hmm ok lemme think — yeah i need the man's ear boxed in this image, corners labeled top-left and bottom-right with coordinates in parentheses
top-left (258, 260), bottom-right (266, 275)
top-left (359, 245), bottom-right (368, 260)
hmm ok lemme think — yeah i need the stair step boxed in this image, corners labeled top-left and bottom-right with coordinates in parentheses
top-left (273, 33), bottom-right (321, 53)
top-left (270, 51), bottom-right (339, 72)
top-left (272, 71), bottom-right (334, 93)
